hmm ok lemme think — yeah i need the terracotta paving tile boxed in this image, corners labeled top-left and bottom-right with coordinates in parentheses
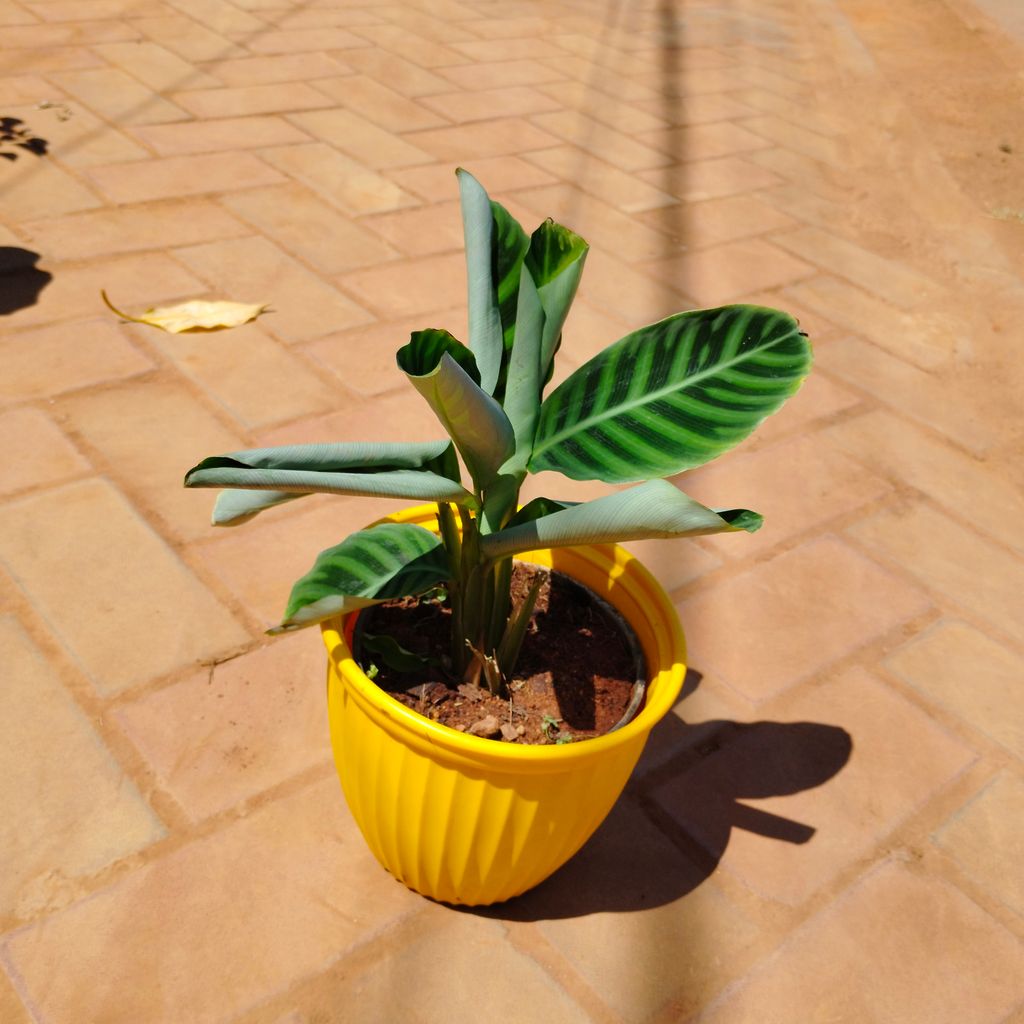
top-left (261, 143), bottom-right (419, 215)
top-left (677, 536), bottom-right (931, 702)
top-left (0, 73), bottom-right (61, 104)
top-left (334, 917), bottom-right (592, 1023)
top-left (700, 863), bottom-right (1024, 1024)
top-left (0, 319), bottom-right (142, 406)
top-left (163, 0), bottom-right (265, 32)
top-left (360, 200), bottom-right (465, 256)
top-left (640, 154), bottom-right (785, 202)
top-left (221, 183), bottom-right (397, 273)
top-left (555, 295), bottom-right (633, 365)
top-left (133, 14), bottom-right (244, 62)
top-left (114, 633), bottom-right (331, 820)
top-left (406, 116), bottom-right (562, 161)
top-left (336, 251), bottom-right (467, 319)
top-left (305, 307), bottom-right (465, 396)
top-left (143, 321), bottom-right (339, 429)
top-left (195, 495), bottom-right (398, 625)
top-left (438, 57), bottom-right (565, 89)
top-left (677, 193), bottom-right (796, 247)
top-left (388, 154), bottom-right (555, 199)
top-left (524, 146), bottom-right (677, 213)
top-left (640, 120), bottom-right (772, 162)
top-left (0, 407), bottom-right (90, 496)
top-left (21, 199), bottom-right (250, 258)
top-left (739, 114), bottom-right (844, 167)
top-left (816, 337), bottom-right (1005, 454)
top-left (684, 433), bottom-right (891, 559)
top-left (635, 91), bottom-right (763, 127)
top-left (653, 667), bottom-right (974, 905)
top-left (50, 67), bottom-right (187, 124)
top-left (0, 617), bottom-right (165, 919)
top-left (0, 479), bottom-right (249, 694)
top-left (0, 100), bottom-right (148, 168)
top-left (885, 621), bottom-right (1024, 757)
top-left (311, 74), bottom-right (446, 131)
top-left (272, 6), bottom-right (382, 29)
top-left (535, 802), bottom-right (761, 1023)
top-left (934, 773), bottom-right (1024, 917)
top-left (783, 273), bottom-right (963, 370)
top-left (174, 236), bottom-right (373, 342)
top-left (2, 778), bottom-right (421, 1024)
top-left (131, 115), bottom-right (310, 156)
top-left (826, 410), bottom-right (1024, 552)
top-left (0, 20), bottom-right (138, 47)
top-left (0, 158), bottom-right (101, 221)
top-left (643, 238), bottom-right (815, 305)
top-left (621, 536), bottom-right (722, 594)
top-left (170, 82), bottom-right (334, 119)
top-left (747, 146), bottom-right (850, 201)
top-left (578, 249), bottom-right (695, 325)
top-left (529, 110), bottom-right (671, 171)
top-left (0, 0), bottom-right (36, 22)
top-left (2, 252), bottom-right (206, 331)
top-left (24, 0), bottom-right (160, 20)
top-left (92, 40), bottom-right (218, 90)
top-left (351, 23), bottom-right (465, 66)
top-left (87, 151), bottom-right (286, 203)
top-left (774, 225), bottom-right (941, 308)
top-left (534, 79), bottom-right (670, 134)
top-left (340, 46), bottom-right (453, 97)
top-left (203, 52), bottom-right (352, 86)
top-left (847, 502), bottom-right (1024, 641)
top-left (741, 369), bottom-right (860, 449)
top-left (0, 970), bottom-right (31, 1024)
top-left (247, 27), bottom-right (369, 54)
top-left (420, 84), bottom-right (559, 123)
top-left (287, 108), bottom-right (432, 168)
top-left (515, 183), bottom-right (670, 261)
top-left (58, 377), bottom-right (245, 540)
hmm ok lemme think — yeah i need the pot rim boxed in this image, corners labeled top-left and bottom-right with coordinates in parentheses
top-left (320, 503), bottom-right (686, 768)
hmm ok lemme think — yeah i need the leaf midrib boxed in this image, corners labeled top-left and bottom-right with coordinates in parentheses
top-left (532, 324), bottom-right (795, 459)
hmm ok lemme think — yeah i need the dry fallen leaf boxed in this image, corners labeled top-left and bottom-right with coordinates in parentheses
top-left (101, 290), bottom-right (269, 334)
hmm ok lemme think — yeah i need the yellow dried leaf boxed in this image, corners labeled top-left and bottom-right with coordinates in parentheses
top-left (101, 290), bottom-right (269, 334)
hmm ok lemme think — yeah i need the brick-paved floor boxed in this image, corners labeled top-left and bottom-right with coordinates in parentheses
top-left (2, 0), bottom-right (1023, 1020)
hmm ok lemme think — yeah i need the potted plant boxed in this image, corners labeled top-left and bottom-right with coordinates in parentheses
top-left (185, 170), bottom-right (811, 905)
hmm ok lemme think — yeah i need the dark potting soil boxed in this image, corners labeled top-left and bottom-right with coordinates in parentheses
top-left (355, 564), bottom-right (645, 745)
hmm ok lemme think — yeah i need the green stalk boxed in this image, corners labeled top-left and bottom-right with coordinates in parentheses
top-left (435, 502), bottom-right (463, 671)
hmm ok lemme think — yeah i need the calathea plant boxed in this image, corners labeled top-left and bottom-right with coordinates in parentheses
top-left (185, 169), bottom-right (811, 697)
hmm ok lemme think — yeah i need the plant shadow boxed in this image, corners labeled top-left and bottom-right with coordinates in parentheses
top-left (0, 247), bottom-right (52, 315)
top-left (474, 670), bottom-right (852, 921)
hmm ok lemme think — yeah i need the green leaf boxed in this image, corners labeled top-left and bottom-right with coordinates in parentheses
top-left (457, 168), bottom-right (504, 394)
top-left (529, 305), bottom-right (811, 483)
top-left (270, 523), bottom-right (448, 633)
top-left (499, 263), bottom-right (545, 476)
top-left (505, 496), bottom-right (577, 529)
top-left (492, 200), bottom-right (530, 354)
top-left (360, 632), bottom-right (439, 673)
top-left (479, 480), bottom-right (762, 561)
top-left (398, 329), bottom-right (515, 491)
top-left (524, 219), bottom-right (588, 376)
top-left (184, 440), bottom-right (473, 525)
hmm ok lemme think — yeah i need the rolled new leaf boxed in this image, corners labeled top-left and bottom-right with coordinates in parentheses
top-left (184, 440), bottom-right (473, 525)
top-left (457, 168), bottom-right (505, 395)
top-left (398, 329), bottom-right (515, 492)
top-left (479, 479), bottom-right (761, 561)
top-left (524, 219), bottom-right (588, 376)
top-left (529, 305), bottom-right (811, 483)
top-left (270, 522), bottom-right (449, 633)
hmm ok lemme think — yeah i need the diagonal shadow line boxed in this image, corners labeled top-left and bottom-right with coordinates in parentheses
top-left (0, 0), bottom-right (359, 202)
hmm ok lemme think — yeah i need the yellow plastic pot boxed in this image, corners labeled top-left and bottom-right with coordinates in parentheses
top-left (321, 504), bottom-right (686, 906)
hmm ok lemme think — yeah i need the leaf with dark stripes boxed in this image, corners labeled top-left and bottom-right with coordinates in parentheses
top-left (398, 328), bottom-right (514, 490)
top-left (270, 523), bottom-right (448, 633)
top-left (480, 480), bottom-right (761, 561)
top-left (529, 305), bottom-right (811, 483)
top-left (185, 440), bottom-right (473, 525)
top-left (492, 199), bottom-right (530, 355)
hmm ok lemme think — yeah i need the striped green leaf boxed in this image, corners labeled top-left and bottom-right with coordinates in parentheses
top-left (398, 329), bottom-right (515, 490)
top-left (270, 523), bottom-right (448, 634)
top-left (492, 200), bottom-right (530, 355)
top-left (529, 305), bottom-right (810, 483)
top-left (185, 440), bottom-right (471, 525)
top-left (524, 219), bottom-right (588, 376)
top-left (457, 168), bottom-right (505, 394)
top-left (480, 480), bottom-right (761, 561)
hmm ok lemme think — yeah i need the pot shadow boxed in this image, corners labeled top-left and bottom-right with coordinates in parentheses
top-left (0, 247), bottom-right (52, 315)
top-left (472, 670), bottom-right (853, 921)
